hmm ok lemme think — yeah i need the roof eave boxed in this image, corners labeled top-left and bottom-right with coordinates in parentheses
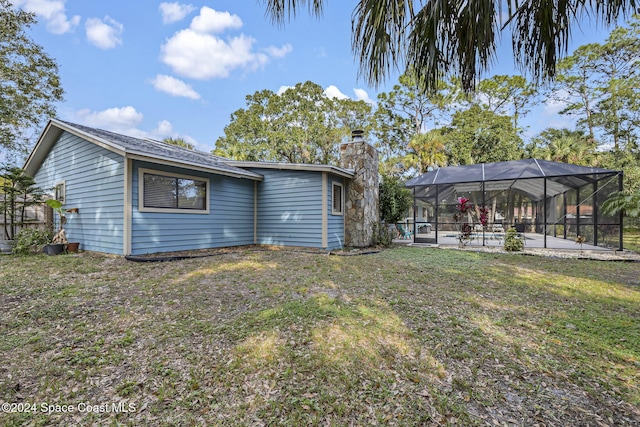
top-left (228, 161), bottom-right (356, 178)
top-left (24, 119), bottom-right (127, 176)
top-left (126, 152), bottom-right (263, 181)
top-left (24, 120), bottom-right (263, 181)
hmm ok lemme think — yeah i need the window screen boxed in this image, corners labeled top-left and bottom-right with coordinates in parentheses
top-left (143, 173), bottom-right (206, 210)
top-left (332, 182), bottom-right (343, 214)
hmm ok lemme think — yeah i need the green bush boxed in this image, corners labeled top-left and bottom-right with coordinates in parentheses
top-left (13, 228), bottom-right (52, 255)
top-left (503, 227), bottom-right (524, 252)
top-left (379, 176), bottom-right (412, 224)
top-left (373, 222), bottom-right (395, 247)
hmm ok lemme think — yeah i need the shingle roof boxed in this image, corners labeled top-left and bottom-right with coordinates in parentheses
top-left (51, 120), bottom-right (263, 180)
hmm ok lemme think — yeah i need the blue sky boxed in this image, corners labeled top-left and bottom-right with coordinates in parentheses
top-left (14, 0), bottom-right (619, 153)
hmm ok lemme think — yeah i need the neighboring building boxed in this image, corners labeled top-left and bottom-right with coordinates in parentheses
top-left (23, 120), bottom-right (379, 255)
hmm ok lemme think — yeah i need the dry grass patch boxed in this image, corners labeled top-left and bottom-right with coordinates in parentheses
top-left (0, 248), bottom-right (638, 426)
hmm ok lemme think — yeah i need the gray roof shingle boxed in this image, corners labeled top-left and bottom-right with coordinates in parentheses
top-left (58, 120), bottom-right (263, 180)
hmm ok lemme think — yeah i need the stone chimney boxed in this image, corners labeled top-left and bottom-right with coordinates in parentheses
top-left (339, 130), bottom-right (379, 247)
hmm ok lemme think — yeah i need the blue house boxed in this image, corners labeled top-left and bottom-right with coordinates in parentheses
top-left (23, 120), bottom-right (379, 255)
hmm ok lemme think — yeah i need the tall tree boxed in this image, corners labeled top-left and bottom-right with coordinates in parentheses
top-left (260, 0), bottom-right (637, 92)
top-left (214, 81), bottom-right (372, 164)
top-left (590, 20), bottom-right (640, 150)
top-left (373, 71), bottom-right (455, 176)
top-left (549, 44), bottom-right (601, 139)
top-left (442, 105), bottom-right (523, 165)
top-left (475, 75), bottom-right (537, 130)
top-left (1, 0), bottom-right (64, 154)
top-left (551, 16), bottom-right (640, 149)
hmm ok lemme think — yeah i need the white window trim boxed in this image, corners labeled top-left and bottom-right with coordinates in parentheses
top-left (331, 181), bottom-right (344, 216)
top-left (54, 180), bottom-right (66, 204)
top-left (138, 167), bottom-right (210, 214)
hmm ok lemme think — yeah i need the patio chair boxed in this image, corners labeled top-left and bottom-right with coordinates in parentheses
top-left (395, 224), bottom-right (413, 240)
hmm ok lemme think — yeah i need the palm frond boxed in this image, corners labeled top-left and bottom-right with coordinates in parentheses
top-left (263, 0), bottom-right (639, 92)
top-left (601, 189), bottom-right (640, 217)
top-left (351, 0), bottom-right (414, 89)
top-left (260, 0), bottom-right (325, 25)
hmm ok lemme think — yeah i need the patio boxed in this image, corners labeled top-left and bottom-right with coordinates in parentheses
top-left (404, 159), bottom-right (624, 251)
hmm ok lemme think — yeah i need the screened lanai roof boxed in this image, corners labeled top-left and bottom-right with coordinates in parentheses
top-left (405, 159), bottom-right (620, 202)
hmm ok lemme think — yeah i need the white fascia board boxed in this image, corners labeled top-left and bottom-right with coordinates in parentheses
top-left (228, 161), bottom-right (355, 178)
top-left (126, 153), bottom-right (263, 181)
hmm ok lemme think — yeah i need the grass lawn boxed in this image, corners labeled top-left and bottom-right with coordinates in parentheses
top-left (1, 247), bottom-right (638, 426)
top-left (625, 227), bottom-right (640, 253)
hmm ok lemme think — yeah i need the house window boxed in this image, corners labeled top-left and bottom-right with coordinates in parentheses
top-left (139, 168), bottom-right (209, 214)
top-left (332, 182), bottom-right (344, 215)
top-left (54, 181), bottom-right (65, 203)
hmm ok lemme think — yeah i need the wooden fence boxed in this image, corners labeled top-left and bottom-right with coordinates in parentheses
top-left (1, 202), bottom-right (52, 240)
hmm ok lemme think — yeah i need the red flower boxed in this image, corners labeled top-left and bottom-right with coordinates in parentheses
top-left (455, 197), bottom-right (472, 214)
top-left (478, 207), bottom-right (489, 226)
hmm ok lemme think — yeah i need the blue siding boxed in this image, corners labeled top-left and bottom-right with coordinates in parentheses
top-left (327, 174), bottom-right (345, 249)
top-left (33, 131), bottom-right (124, 254)
top-left (131, 161), bottom-right (255, 255)
top-left (250, 169), bottom-right (324, 248)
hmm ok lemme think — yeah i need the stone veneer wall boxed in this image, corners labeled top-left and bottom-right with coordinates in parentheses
top-left (339, 140), bottom-right (379, 247)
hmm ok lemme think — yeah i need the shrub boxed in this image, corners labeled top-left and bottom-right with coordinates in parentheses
top-left (379, 176), bottom-right (412, 224)
top-left (373, 222), bottom-right (395, 247)
top-left (503, 227), bottom-right (524, 252)
top-left (13, 227), bottom-right (52, 255)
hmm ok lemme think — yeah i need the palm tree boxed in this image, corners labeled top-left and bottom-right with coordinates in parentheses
top-left (261, 0), bottom-right (636, 92)
top-left (601, 189), bottom-right (640, 218)
top-left (163, 137), bottom-right (195, 150)
top-left (406, 130), bottom-right (447, 173)
top-left (539, 132), bottom-right (597, 166)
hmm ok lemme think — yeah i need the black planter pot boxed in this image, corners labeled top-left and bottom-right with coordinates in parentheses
top-left (43, 243), bottom-right (65, 255)
top-left (0, 240), bottom-right (14, 254)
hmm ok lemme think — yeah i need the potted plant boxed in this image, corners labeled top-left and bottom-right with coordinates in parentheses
top-left (44, 199), bottom-right (80, 254)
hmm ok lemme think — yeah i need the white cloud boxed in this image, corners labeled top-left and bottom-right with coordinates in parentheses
top-left (280, 84), bottom-right (376, 106)
top-left (276, 85), bottom-right (294, 95)
top-left (190, 7), bottom-right (242, 33)
top-left (542, 97), bottom-right (569, 116)
top-left (152, 120), bottom-right (174, 137)
top-left (12, 0), bottom-right (80, 34)
top-left (71, 108), bottom-right (205, 149)
top-left (161, 7), bottom-right (290, 80)
top-left (324, 85), bottom-right (349, 100)
top-left (150, 120), bottom-right (210, 151)
top-left (151, 74), bottom-right (201, 100)
top-left (264, 44), bottom-right (293, 58)
top-left (85, 16), bottom-right (124, 49)
top-left (74, 106), bottom-right (143, 134)
top-left (353, 88), bottom-right (376, 105)
top-left (159, 2), bottom-right (196, 24)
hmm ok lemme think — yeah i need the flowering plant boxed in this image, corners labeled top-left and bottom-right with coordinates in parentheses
top-left (453, 197), bottom-right (473, 247)
top-left (478, 207), bottom-right (489, 227)
top-left (453, 197), bottom-right (472, 222)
